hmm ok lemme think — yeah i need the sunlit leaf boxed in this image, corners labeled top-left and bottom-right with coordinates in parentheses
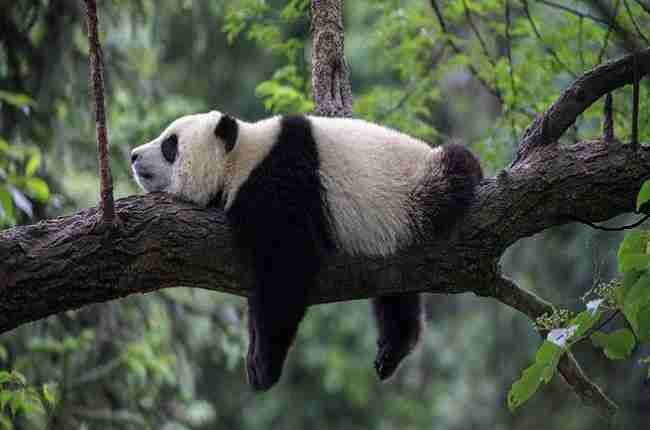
top-left (637, 181), bottom-right (650, 211)
top-left (42, 384), bottom-right (57, 407)
top-left (24, 178), bottom-right (50, 202)
top-left (25, 152), bottom-right (41, 177)
top-left (508, 341), bottom-right (562, 411)
top-left (0, 90), bottom-right (35, 108)
top-left (0, 186), bottom-right (14, 223)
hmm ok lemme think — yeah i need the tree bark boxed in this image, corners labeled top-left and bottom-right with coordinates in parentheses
top-left (311, 0), bottom-right (353, 117)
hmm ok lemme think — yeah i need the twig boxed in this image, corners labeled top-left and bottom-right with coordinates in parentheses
top-left (537, 0), bottom-right (609, 24)
top-left (462, 0), bottom-right (495, 66)
top-left (632, 52), bottom-right (640, 151)
top-left (592, 0), bottom-right (641, 54)
top-left (596, 0), bottom-right (618, 65)
top-left (521, 0), bottom-right (577, 78)
top-left (573, 310), bottom-right (621, 345)
top-left (505, 0), bottom-right (518, 144)
top-left (633, 0), bottom-right (650, 14)
top-left (376, 84), bottom-right (419, 122)
top-left (603, 92), bottom-right (614, 143)
top-left (84, 0), bottom-right (114, 225)
top-left (623, 0), bottom-right (650, 45)
top-left (578, 16), bottom-right (585, 71)
top-left (430, 0), bottom-right (504, 103)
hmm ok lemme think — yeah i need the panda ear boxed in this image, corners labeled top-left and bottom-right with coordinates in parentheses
top-left (214, 114), bottom-right (238, 153)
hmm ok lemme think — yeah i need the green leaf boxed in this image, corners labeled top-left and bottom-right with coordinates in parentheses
top-left (636, 304), bottom-right (650, 343)
top-left (637, 181), bottom-right (650, 211)
top-left (42, 384), bottom-right (56, 407)
top-left (622, 274), bottom-right (650, 340)
top-left (570, 309), bottom-right (603, 340)
top-left (0, 372), bottom-right (11, 385)
top-left (591, 328), bottom-right (636, 359)
top-left (0, 186), bottom-right (14, 223)
top-left (24, 178), bottom-right (49, 202)
top-left (0, 390), bottom-right (11, 412)
top-left (11, 371), bottom-right (25, 386)
top-left (25, 152), bottom-right (41, 177)
top-left (0, 91), bottom-right (35, 109)
top-left (618, 230), bottom-right (650, 273)
top-left (617, 269), bottom-right (643, 306)
top-left (9, 389), bottom-right (24, 416)
top-left (508, 341), bottom-right (562, 411)
top-left (508, 362), bottom-right (545, 411)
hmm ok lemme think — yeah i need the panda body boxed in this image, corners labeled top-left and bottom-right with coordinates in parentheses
top-left (222, 114), bottom-right (439, 257)
top-left (131, 111), bottom-right (482, 391)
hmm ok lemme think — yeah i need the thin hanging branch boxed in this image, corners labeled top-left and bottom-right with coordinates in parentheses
top-left (603, 92), bottom-right (614, 143)
top-left (84, 0), bottom-right (114, 225)
top-left (632, 52), bottom-right (640, 151)
top-left (430, 0), bottom-right (504, 103)
top-left (623, 0), bottom-right (650, 45)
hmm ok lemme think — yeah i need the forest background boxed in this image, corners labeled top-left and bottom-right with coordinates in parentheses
top-left (0, 0), bottom-right (649, 429)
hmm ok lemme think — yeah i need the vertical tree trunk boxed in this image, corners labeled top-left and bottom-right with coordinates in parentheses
top-left (310, 0), bottom-right (353, 117)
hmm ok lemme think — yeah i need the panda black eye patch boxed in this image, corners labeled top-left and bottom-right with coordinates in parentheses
top-left (161, 134), bottom-right (178, 164)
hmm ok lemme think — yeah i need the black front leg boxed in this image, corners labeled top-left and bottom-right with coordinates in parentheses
top-left (246, 274), bottom-right (310, 391)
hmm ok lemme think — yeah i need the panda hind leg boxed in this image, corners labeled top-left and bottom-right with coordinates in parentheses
top-left (372, 294), bottom-right (423, 380)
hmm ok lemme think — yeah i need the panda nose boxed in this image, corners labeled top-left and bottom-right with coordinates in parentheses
top-left (131, 152), bottom-right (140, 164)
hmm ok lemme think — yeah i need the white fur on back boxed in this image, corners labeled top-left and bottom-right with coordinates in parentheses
top-left (309, 116), bottom-right (436, 256)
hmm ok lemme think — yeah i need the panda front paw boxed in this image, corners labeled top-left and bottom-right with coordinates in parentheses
top-left (374, 341), bottom-right (403, 380)
top-left (374, 337), bottom-right (418, 380)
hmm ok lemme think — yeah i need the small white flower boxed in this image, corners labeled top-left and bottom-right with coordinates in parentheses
top-left (586, 299), bottom-right (604, 315)
top-left (547, 325), bottom-right (578, 347)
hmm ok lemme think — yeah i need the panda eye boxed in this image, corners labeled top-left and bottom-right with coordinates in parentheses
top-left (161, 134), bottom-right (178, 164)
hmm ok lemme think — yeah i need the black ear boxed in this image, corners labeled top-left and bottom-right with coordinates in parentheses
top-left (215, 114), bottom-right (238, 153)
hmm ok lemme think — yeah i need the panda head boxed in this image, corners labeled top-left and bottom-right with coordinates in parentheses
top-left (131, 111), bottom-right (239, 206)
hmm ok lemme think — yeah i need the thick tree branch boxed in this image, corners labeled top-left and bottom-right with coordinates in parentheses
top-left (2, 139), bottom-right (649, 335)
top-left (513, 48), bottom-right (650, 164)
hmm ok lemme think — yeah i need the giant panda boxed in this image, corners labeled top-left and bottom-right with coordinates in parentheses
top-left (130, 111), bottom-right (483, 391)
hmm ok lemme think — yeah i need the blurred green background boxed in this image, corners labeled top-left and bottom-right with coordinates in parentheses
top-left (0, 0), bottom-right (648, 428)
